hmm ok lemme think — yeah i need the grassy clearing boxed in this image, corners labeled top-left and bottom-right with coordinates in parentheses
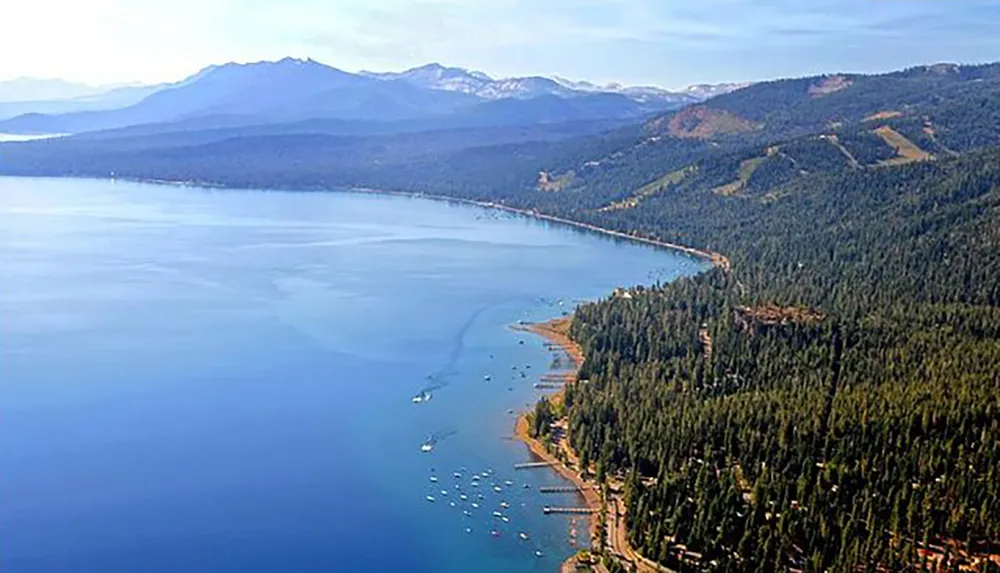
top-left (599, 167), bottom-right (691, 211)
top-left (711, 156), bottom-right (767, 197)
top-left (874, 125), bottom-right (933, 165)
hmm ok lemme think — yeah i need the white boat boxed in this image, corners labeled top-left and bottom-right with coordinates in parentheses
top-left (429, 476), bottom-right (438, 482)
top-left (501, 516), bottom-right (509, 523)
top-left (460, 494), bottom-right (468, 501)
top-left (484, 375), bottom-right (492, 381)
top-left (420, 443), bottom-right (434, 453)
top-left (519, 532), bottom-right (529, 540)
top-left (426, 495), bottom-right (435, 502)
top-left (492, 511), bottom-right (503, 518)
top-left (500, 502), bottom-right (510, 509)
top-left (471, 503), bottom-right (479, 508)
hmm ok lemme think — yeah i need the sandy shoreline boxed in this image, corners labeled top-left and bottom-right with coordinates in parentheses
top-left (512, 317), bottom-right (602, 572)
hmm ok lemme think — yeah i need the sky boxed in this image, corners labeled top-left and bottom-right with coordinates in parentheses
top-left (2, 0), bottom-right (1000, 89)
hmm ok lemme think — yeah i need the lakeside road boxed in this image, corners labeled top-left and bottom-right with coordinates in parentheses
top-left (513, 317), bottom-right (674, 573)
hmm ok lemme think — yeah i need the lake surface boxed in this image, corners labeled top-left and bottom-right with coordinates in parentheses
top-left (0, 178), bottom-right (706, 573)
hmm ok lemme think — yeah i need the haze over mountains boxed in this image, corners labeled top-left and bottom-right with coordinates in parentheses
top-left (0, 58), bottom-right (742, 136)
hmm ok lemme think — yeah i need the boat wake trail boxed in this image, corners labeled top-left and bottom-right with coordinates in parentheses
top-left (414, 295), bottom-right (529, 400)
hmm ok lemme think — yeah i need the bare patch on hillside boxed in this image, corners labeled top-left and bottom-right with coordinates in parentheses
top-left (735, 305), bottom-right (826, 331)
top-left (864, 110), bottom-right (903, 122)
top-left (711, 156), bottom-right (766, 197)
top-left (663, 106), bottom-right (758, 139)
top-left (808, 75), bottom-right (852, 98)
top-left (874, 126), bottom-right (933, 165)
top-left (925, 63), bottom-right (960, 75)
top-left (537, 170), bottom-right (575, 192)
top-left (599, 167), bottom-right (691, 211)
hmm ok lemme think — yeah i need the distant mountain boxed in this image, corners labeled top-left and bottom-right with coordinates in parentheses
top-left (0, 58), bottom-right (483, 134)
top-left (361, 63), bottom-right (580, 100)
top-left (361, 63), bottom-right (718, 106)
top-left (682, 82), bottom-right (752, 100)
top-left (360, 63), bottom-right (494, 96)
top-left (0, 59), bottom-right (698, 135)
top-left (0, 84), bottom-right (164, 121)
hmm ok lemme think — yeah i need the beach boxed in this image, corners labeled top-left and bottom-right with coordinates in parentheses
top-left (514, 316), bottom-right (674, 573)
top-left (512, 317), bottom-right (602, 571)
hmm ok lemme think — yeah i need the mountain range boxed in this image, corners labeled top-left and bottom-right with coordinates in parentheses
top-left (0, 59), bottom-right (742, 135)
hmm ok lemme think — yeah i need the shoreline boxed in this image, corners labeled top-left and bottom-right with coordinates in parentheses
top-left (349, 187), bottom-right (730, 270)
top-left (43, 174), bottom-right (727, 270)
top-left (511, 317), bottom-right (602, 572)
top-left (514, 317), bottom-right (674, 573)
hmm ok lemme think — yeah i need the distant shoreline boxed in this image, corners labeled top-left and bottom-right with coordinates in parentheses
top-left (21, 174), bottom-right (726, 270)
top-left (348, 186), bottom-right (730, 270)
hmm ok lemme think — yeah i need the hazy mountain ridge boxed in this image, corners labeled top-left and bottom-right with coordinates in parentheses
top-left (0, 77), bottom-right (133, 103)
top-left (360, 62), bottom-right (726, 105)
top-left (0, 58), bottom-right (713, 135)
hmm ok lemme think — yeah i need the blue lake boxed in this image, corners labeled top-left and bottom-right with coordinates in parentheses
top-left (0, 178), bottom-right (706, 573)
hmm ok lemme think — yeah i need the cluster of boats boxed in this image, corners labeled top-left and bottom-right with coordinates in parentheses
top-left (424, 467), bottom-right (544, 558)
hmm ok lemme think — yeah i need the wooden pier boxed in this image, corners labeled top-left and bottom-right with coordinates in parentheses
top-left (533, 382), bottom-right (564, 389)
top-left (514, 461), bottom-right (556, 470)
top-left (540, 373), bottom-right (571, 382)
top-left (543, 506), bottom-right (596, 514)
top-left (538, 485), bottom-right (582, 493)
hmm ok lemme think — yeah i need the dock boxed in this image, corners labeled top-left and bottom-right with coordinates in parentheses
top-left (514, 461), bottom-right (556, 470)
top-left (543, 506), bottom-right (596, 514)
top-left (533, 382), bottom-right (564, 389)
top-left (540, 373), bottom-right (571, 382)
top-left (538, 485), bottom-right (582, 493)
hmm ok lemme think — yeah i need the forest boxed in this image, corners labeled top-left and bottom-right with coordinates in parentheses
top-left (565, 150), bottom-right (1000, 572)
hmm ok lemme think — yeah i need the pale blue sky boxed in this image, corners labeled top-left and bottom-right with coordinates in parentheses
top-left (2, 0), bottom-right (999, 88)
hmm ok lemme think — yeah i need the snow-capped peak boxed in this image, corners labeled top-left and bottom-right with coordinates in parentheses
top-left (361, 63), bottom-right (746, 104)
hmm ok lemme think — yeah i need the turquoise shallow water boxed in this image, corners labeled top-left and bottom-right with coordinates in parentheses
top-left (0, 178), bottom-right (706, 573)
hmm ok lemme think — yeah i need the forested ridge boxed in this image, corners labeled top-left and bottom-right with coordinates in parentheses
top-left (3, 60), bottom-right (1000, 571)
top-left (564, 150), bottom-right (1000, 572)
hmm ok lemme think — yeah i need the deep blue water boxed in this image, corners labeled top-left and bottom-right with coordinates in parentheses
top-left (0, 178), bottom-right (706, 573)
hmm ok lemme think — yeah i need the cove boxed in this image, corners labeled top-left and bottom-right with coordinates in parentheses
top-left (0, 177), bottom-right (707, 573)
